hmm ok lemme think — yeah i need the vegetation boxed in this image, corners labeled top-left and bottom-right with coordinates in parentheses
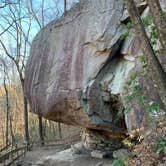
top-left (154, 137), bottom-right (166, 155)
top-left (112, 157), bottom-right (128, 166)
top-left (121, 21), bottom-right (133, 40)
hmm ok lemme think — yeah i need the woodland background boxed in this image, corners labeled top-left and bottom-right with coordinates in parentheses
top-left (0, 0), bottom-right (80, 148)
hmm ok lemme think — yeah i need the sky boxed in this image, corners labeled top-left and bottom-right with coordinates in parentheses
top-left (0, 0), bottom-right (80, 46)
top-left (0, 0), bottom-right (80, 84)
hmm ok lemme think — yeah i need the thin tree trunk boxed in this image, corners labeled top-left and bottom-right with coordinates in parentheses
top-left (23, 96), bottom-right (30, 145)
top-left (0, 124), bottom-right (5, 146)
top-left (64, 0), bottom-right (67, 13)
top-left (4, 78), bottom-right (10, 146)
top-left (9, 116), bottom-right (15, 145)
top-left (58, 122), bottom-right (62, 139)
top-left (43, 119), bottom-right (47, 138)
top-left (41, 0), bottom-right (44, 27)
top-left (53, 123), bottom-right (56, 137)
top-left (38, 115), bottom-right (44, 145)
top-left (146, 0), bottom-right (166, 51)
top-left (19, 72), bottom-right (30, 146)
top-left (126, 0), bottom-right (166, 106)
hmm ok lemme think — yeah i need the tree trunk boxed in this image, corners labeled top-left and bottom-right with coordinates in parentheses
top-left (126, 0), bottom-right (166, 106)
top-left (43, 119), bottom-right (47, 138)
top-left (19, 73), bottom-right (30, 146)
top-left (4, 78), bottom-right (10, 146)
top-left (64, 0), bottom-right (67, 13)
top-left (23, 96), bottom-right (30, 145)
top-left (53, 123), bottom-right (56, 137)
top-left (41, 0), bottom-right (44, 27)
top-left (58, 122), bottom-right (62, 139)
top-left (146, 0), bottom-right (166, 51)
top-left (38, 115), bottom-right (44, 145)
top-left (9, 116), bottom-right (15, 145)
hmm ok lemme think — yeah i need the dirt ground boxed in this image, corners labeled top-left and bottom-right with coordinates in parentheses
top-left (20, 144), bottom-right (113, 166)
top-left (20, 124), bottom-right (114, 166)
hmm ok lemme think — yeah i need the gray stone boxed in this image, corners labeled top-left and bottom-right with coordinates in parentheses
top-left (71, 142), bottom-right (89, 154)
top-left (113, 149), bottom-right (131, 159)
top-left (95, 162), bottom-right (103, 166)
top-left (91, 150), bottom-right (106, 159)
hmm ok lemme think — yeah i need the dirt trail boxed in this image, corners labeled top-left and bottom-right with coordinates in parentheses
top-left (20, 144), bottom-right (113, 166)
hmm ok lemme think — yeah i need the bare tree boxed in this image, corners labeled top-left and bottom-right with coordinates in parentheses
top-left (0, 59), bottom-right (10, 146)
top-left (0, 1), bottom-right (32, 145)
top-left (0, 0), bottom-right (18, 9)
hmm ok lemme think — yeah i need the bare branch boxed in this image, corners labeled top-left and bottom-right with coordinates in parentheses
top-left (0, 1), bottom-right (18, 9)
top-left (27, 0), bottom-right (42, 28)
top-left (0, 40), bottom-right (15, 63)
top-left (0, 22), bottom-right (14, 36)
top-left (0, 12), bottom-right (28, 37)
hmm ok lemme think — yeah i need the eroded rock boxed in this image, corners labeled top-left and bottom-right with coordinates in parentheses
top-left (82, 129), bottom-right (124, 151)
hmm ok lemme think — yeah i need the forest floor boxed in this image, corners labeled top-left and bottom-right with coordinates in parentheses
top-left (128, 120), bottom-right (166, 166)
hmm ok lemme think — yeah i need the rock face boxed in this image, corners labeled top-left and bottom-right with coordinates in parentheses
top-left (25, 0), bottom-right (165, 145)
top-left (25, 0), bottom-right (127, 133)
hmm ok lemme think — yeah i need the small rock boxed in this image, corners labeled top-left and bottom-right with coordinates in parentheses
top-left (95, 162), bottom-right (103, 166)
top-left (113, 149), bottom-right (131, 159)
top-left (98, 143), bottom-right (106, 147)
top-left (162, 157), bottom-right (166, 161)
top-left (104, 147), bottom-right (111, 151)
top-left (91, 150), bottom-right (106, 159)
top-left (71, 142), bottom-right (89, 154)
top-left (124, 55), bottom-right (135, 61)
top-left (32, 161), bottom-right (44, 166)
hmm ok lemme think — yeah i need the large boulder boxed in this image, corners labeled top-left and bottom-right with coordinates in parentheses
top-left (25, 0), bottom-right (127, 133)
top-left (25, 0), bottom-right (165, 144)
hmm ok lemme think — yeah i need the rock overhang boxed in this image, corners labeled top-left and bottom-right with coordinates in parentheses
top-left (25, 0), bottom-right (147, 136)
